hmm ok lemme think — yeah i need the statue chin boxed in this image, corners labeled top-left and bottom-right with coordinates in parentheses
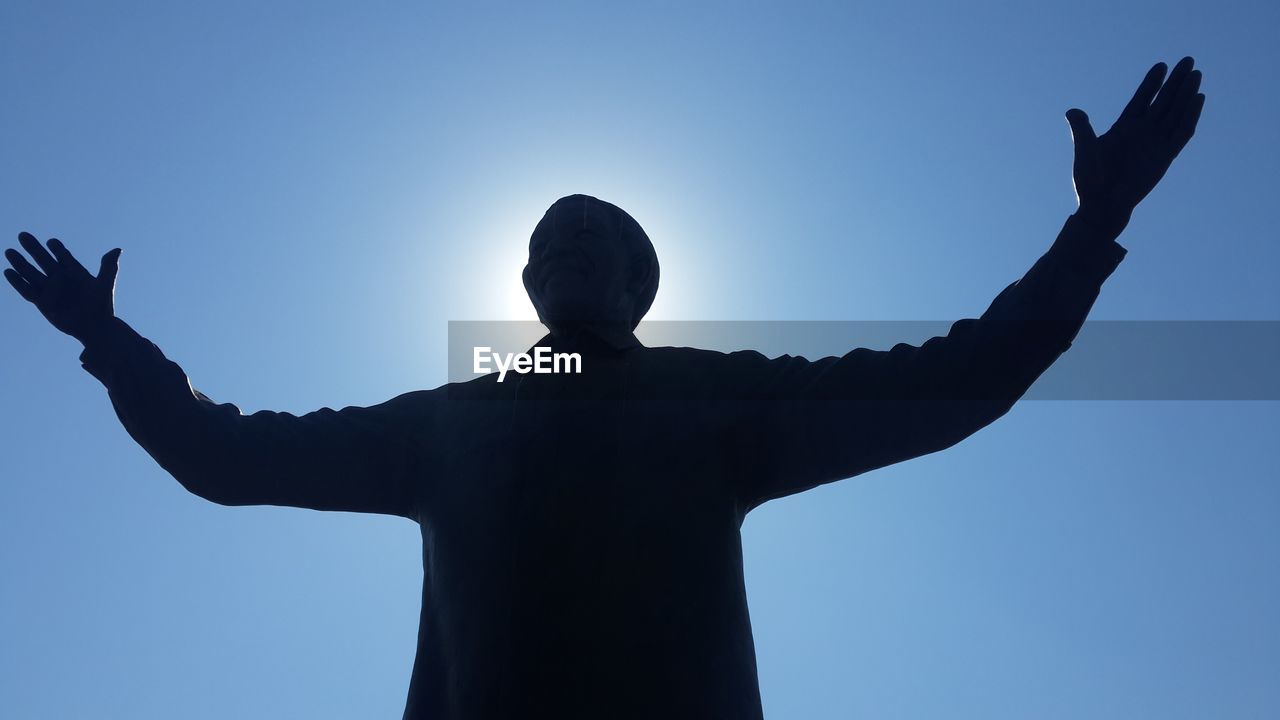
top-left (536, 306), bottom-right (633, 341)
top-left (539, 316), bottom-right (600, 339)
top-left (531, 293), bottom-right (603, 332)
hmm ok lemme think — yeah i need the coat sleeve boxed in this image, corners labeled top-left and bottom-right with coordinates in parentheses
top-left (79, 317), bottom-right (433, 520)
top-left (728, 212), bottom-right (1128, 513)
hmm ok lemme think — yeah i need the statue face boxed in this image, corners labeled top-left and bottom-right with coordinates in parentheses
top-left (523, 195), bottom-right (646, 334)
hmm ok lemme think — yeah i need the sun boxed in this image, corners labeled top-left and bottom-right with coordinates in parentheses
top-left (474, 213), bottom-right (540, 321)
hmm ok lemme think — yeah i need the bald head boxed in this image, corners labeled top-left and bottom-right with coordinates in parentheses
top-left (522, 194), bottom-right (659, 335)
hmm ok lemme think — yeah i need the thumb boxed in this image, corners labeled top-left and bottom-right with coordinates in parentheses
top-left (1065, 108), bottom-right (1096, 146)
top-left (98, 247), bottom-right (122, 287)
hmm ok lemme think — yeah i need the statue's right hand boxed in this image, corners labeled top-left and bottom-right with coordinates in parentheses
top-left (4, 232), bottom-right (123, 345)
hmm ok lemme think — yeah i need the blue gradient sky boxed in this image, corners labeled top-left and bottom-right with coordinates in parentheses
top-left (2, 1), bottom-right (1277, 717)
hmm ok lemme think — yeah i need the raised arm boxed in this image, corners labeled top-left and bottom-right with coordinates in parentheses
top-left (5, 237), bottom-right (432, 521)
top-left (730, 57), bottom-right (1205, 513)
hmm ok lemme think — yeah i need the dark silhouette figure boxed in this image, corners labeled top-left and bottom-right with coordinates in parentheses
top-left (6, 59), bottom-right (1205, 719)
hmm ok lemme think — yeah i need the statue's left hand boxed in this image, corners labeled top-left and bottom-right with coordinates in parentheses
top-left (1065, 56), bottom-right (1205, 222)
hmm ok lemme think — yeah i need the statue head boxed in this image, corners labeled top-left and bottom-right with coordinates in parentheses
top-left (522, 194), bottom-right (659, 338)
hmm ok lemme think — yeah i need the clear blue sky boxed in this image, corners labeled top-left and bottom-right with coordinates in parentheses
top-left (2, 1), bottom-right (1276, 717)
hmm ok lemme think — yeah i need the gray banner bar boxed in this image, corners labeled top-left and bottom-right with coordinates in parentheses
top-left (447, 321), bottom-right (1280, 400)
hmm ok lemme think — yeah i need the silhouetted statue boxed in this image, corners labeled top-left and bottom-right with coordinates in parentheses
top-left (6, 59), bottom-right (1205, 719)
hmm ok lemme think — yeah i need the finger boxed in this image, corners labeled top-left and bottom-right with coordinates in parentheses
top-left (4, 247), bottom-right (47, 288)
top-left (1151, 56), bottom-right (1195, 120)
top-left (1065, 108), bottom-right (1096, 145)
top-left (17, 231), bottom-right (60, 275)
top-left (1162, 69), bottom-right (1202, 132)
top-left (97, 247), bottom-right (122, 286)
top-left (1119, 62), bottom-right (1167, 121)
top-left (46, 237), bottom-right (90, 276)
top-left (4, 267), bottom-right (38, 302)
top-left (1172, 93), bottom-right (1206, 151)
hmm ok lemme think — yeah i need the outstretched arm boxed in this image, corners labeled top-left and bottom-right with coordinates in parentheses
top-left (5, 236), bottom-right (432, 520)
top-left (731, 57), bottom-right (1205, 513)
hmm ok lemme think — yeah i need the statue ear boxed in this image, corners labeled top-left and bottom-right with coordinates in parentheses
top-left (522, 263), bottom-right (535, 299)
top-left (627, 255), bottom-right (652, 296)
top-left (523, 264), bottom-right (546, 318)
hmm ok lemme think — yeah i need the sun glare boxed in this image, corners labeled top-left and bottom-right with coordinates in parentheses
top-left (471, 211), bottom-right (540, 321)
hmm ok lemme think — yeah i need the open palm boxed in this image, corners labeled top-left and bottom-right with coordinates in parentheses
top-left (1066, 56), bottom-right (1205, 218)
top-left (5, 232), bottom-right (122, 343)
